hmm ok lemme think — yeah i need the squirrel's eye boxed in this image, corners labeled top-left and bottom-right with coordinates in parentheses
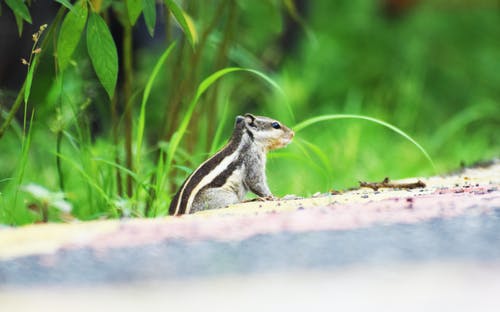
top-left (271, 121), bottom-right (281, 129)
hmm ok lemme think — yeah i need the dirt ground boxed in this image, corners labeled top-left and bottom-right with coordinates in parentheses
top-left (1, 161), bottom-right (499, 311)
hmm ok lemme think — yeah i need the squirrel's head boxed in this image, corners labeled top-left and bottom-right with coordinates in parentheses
top-left (235, 113), bottom-right (294, 151)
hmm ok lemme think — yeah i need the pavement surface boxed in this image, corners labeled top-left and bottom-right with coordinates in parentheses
top-left (1, 161), bottom-right (499, 311)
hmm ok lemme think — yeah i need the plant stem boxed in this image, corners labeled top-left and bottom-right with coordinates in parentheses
top-left (56, 130), bottom-right (65, 191)
top-left (0, 83), bottom-right (25, 140)
top-left (123, 23), bottom-right (134, 198)
top-left (0, 7), bottom-right (65, 140)
top-left (164, 5), bottom-right (171, 43)
top-left (111, 92), bottom-right (123, 197)
top-left (185, 0), bottom-right (228, 151)
top-left (162, 0), bottom-right (228, 142)
top-left (42, 202), bottom-right (48, 223)
top-left (206, 0), bottom-right (237, 143)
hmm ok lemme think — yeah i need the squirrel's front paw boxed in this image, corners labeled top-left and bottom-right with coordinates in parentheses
top-left (244, 195), bottom-right (276, 203)
top-left (260, 195), bottom-right (276, 201)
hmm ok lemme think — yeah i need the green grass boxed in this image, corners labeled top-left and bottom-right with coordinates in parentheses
top-left (0, 0), bottom-right (499, 225)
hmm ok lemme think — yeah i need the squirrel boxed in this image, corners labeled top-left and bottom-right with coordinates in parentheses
top-left (169, 113), bottom-right (294, 216)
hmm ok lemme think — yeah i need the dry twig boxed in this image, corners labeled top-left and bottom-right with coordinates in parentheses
top-left (359, 177), bottom-right (426, 191)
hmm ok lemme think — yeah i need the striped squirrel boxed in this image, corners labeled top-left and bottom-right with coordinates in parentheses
top-left (169, 113), bottom-right (294, 216)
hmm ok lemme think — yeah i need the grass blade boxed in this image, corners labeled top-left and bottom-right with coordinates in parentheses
top-left (24, 57), bottom-right (38, 105)
top-left (429, 102), bottom-right (499, 150)
top-left (94, 157), bottom-right (139, 182)
top-left (135, 42), bottom-right (176, 171)
top-left (163, 67), bottom-right (283, 189)
top-left (293, 114), bottom-right (436, 171)
top-left (57, 153), bottom-right (114, 209)
top-left (164, 0), bottom-right (198, 48)
top-left (209, 96), bottom-right (230, 155)
top-left (13, 109), bottom-right (36, 211)
top-left (294, 137), bottom-right (333, 175)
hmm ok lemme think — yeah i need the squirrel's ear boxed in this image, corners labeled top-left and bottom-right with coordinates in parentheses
top-left (235, 115), bottom-right (245, 124)
top-left (244, 113), bottom-right (256, 124)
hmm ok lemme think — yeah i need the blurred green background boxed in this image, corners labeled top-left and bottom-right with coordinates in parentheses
top-left (0, 0), bottom-right (498, 224)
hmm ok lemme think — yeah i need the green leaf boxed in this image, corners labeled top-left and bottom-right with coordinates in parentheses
top-left (57, 1), bottom-right (88, 71)
top-left (142, 0), bottom-right (156, 36)
top-left (14, 13), bottom-right (24, 36)
top-left (5, 0), bottom-right (32, 24)
top-left (24, 57), bottom-right (37, 105)
top-left (164, 0), bottom-right (197, 48)
top-left (54, 0), bottom-right (73, 10)
top-left (126, 0), bottom-right (142, 25)
top-left (86, 13), bottom-right (118, 99)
